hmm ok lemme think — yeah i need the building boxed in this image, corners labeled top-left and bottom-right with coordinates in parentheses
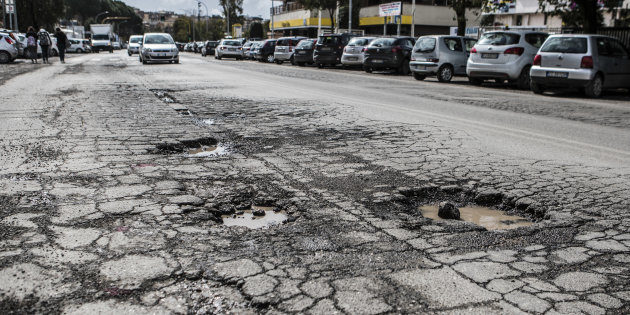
top-left (270, 1), bottom-right (334, 37)
top-left (358, 0), bottom-right (480, 36)
top-left (135, 9), bottom-right (180, 32)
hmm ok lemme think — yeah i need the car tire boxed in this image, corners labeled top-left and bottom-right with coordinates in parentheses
top-left (317, 63), bottom-right (324, 69)
top-left (516, 65), bottom-right (531, 90)
top-left (275, 59), bottom-right (282, 64)
top-left (142, 59), bottom-right (147, 64)
top-left (469, 77), bottom-right (483, 85)
top-left (363, 66), bottom-right (372, 73)
top-left (413, 73), bottom-right (426, 81)
top-left (530, 81), bottom-right (545, 94)
top-left (175, 59), bottom-right (179, 64)
top-left (583, 74), bottom-right (603, 98)
top-left (398, 59), bottom-right (410, 75)
top-left (0, 51), bottom-right (10, 64)
top-left (437, 64), bottom-right (454, 83)
top-left (217, 56), bottom-right (222, 60)
top-left (77, 49), bottom-right (83, 54)
top-left (290, 56), bottom-right (295, 65)
top-left (110, 49), bottom-right (113, 53)
top-left (266, 54), bottom-right (274, 63)
top-left (297, 62), bottom-right (305, 67)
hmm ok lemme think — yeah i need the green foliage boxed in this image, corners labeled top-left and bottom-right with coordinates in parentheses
top-left (539, 0), bottom-right (623, 32)
top-left (220, 0), bottom-right (244, 33)
top-left (297, 0), bottom-right (339, 30)
top-left (15, 0), bottom-right (65, 31)
top-left (248, 22), bottom-right (264, 38)
top-left (64, 0), bottom-right (143, 38)
top-left (172, 16), bottom-right (225, 42)
top-left (451, 0), bottom-right (483, 36)
top-left (338, 0), bottom-right (361, 30)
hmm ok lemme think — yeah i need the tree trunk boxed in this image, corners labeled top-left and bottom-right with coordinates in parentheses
top-left (454, 1), bottom-right (466, 36)
top-left (328, 8), bottom-right (335, 32)
top-left (579, 0), bottom-right (599, 33)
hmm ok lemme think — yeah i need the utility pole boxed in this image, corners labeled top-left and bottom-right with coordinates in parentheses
top-left (192, 11), bottom-right (195, 41)
top-left (197, 1), bottom-right (201, 39)
top-left (14, 0), bottom-right (18, 31)
top-left (335, 1), bottom-right (339, 33)
top-left (348, 0), bottom-right (352, 33)
top-left (317, 9), bottom-right (321, 36)
top-left (270, 0), bottom-right (274, 39)
top-left (1, 0), bottom-right (5, 29)
top-left (411, 0), bottom-right (416, 37)
top-left (226, 2), bottom-right (230, 36)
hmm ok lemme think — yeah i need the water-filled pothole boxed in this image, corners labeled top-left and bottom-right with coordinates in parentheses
top-left (419, 204), bottom-right (532, 230)
top-left (222, 206), bottom-right (288, 229)
top-left (153, 137), bottom-right (228, 156)
top-left (187, 145), bottom-right (228, 157)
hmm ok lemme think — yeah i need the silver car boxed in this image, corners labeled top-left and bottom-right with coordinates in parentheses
top-left (341, 37), bottom-right (376, 67)
top-left (274, 36), bottom-right (306, 64)
top-left (530, 35), bottom-right (630, 98)
top-left (139, 33), bottom-right (179, 64)
top-left (215, 39), bottom-right (243, 60)
top-left (127, 35), bottom-right (143, 56)
top-left (410, 35), bottom-right (477, 82)
top-left (0, 33), bottom-right (18, 63)
top-left (467, 30), bottom-right (548, 89)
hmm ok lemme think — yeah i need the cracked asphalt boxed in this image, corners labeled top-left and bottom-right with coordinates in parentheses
top-left (1, 51), bottom-right (629, 314)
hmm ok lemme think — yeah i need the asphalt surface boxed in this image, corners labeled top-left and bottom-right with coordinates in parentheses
top-left (0, 51), bottom-right (629, 314)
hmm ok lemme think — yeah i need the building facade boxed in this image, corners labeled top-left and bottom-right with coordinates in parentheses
top-left (270, 1), bottom-right (333, 37)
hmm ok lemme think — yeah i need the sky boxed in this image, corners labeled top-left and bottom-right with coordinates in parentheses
top-left (121, 0), bottom-right (270, 19)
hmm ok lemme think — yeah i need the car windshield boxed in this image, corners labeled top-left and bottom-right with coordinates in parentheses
top-left (144, 34), bottom-right (173, 44)
top-left (222, 40), bottom-right (240, 46)
top-left (478, 32), bottom-right (520, 45)
top-left (540, 37), bottom-right (588, 53)
top-left (369, 38), bottom-right (396, 47)
top-left (414, 37), bottom-right (436, 52)
top-left (93, 35), bottom-right (109, 40)
top-left (130, 37), bottom-right (142, 43)
top-left (297, 40), bottom-right (314, 49)
top-left (207, 42), bottom-right (218, 47)
top-left (347, 38), bottom-right (370, 46)
top-left (277, 39), bottom-right (292, 46)
top-left (318, 36), bottom-right (340, 45)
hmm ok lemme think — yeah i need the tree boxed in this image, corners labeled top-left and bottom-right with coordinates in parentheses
top-left (219, 0), bottom-right (244, 34)
top-left (63, 0), bottom-right (143, 39)
top-left (297, 0), bottom-right (339, 30)
top-left (249, 22), bottom-right (264, 38)
top-left (16, 0), bottom-right (65, 31)
top-left (538, 0), bottom-right (624, 32)
top-left (450, 0), bottom-right (483, 36)
top-left (338, 0), bottom-right (361, 30)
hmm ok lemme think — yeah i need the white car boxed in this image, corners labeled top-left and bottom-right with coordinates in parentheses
top-left (16, 32), bottom-right (59, 57)
top-left (215, 39), bottom-right (243, 60)
top-left (66, 38), bottom-right (88, 53)
top-left (139, 33), bottom-right (179, 64)
top-left (467, 30), bottom-right (548, 89)
top-left (127, 35), bottom-right (142, 56)
top-left (0, 32), bottom-right (18, 63)
top-left (341, 37), bottom-right (376, 66)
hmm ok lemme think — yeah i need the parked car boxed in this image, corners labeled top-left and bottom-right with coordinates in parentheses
top-left (410, 35), bottom-right (477, 82)
top-left (66, 38), bottom-right (88, 53)
top-left (313, 33), bottom-right (357, 68)
top-left (255, 39), bottom-right (277, 63)
top-left (0, 32), bottom-right (18, 63)
top-left (201, 40), bottom-right (219, 57)
top-left (139, 33), bottom-right (179, 64)
top-left (194, 41), bottom-right (205, 53)
top-left (81, 39), bottom-right (92, 53)
top-left (363, 36), bottom-right (416, 74)
top-left (245, 41), bottom-right (261, 59)
top-left (112, 41), bottom-right (121, 50)
top-left (127, 35), bottom-right (143, 56)
top-left (341, 36), bottom-right (376, 68)
top-left (215, 39), bottom-right (243, 60)
top-left (467, 30), bottom-right (548, 89)
top-left (294, 39), bottom-right (317, 66)
top-left (185, 43), bottom-right (194, 52)
top-left (530, 34), bottom-right (630, 97)
top-left (274, 36), bottom-right (307, 65)
top-left (175, 42), bottom-right (184, 51)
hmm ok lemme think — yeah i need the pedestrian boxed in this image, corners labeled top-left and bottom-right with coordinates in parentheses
top-left (38, 29), bottom-right (51, 64)
top-left (55, 28), bottom-right (69, 64)
top-left (25, 26), bottom-right (38, 64)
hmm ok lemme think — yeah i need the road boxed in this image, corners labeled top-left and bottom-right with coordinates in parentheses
top-left (0, 51), bottom-right (629, 314)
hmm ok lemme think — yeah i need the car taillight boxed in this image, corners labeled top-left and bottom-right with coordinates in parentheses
top-left (533, 54), bottom-right (542, 66)
top-left (362, 47), bottom-right (367, 52)
top-left (427, 58), bottom-right (439, 63)
top-left (410, 57), bottom-right (416, 61)
top-left (504, 47), bottom-right (524, 55)
top-left (580, 56), bottom-right (593, 68)
top-left (5, 37), bottom-right (13, 45)
top-left (470, 47), bottom-right (477, 53)
top-left (392, 45), bottom-right (402, 53)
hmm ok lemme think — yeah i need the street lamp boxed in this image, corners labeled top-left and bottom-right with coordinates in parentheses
top-left (95, 11), bottom-right (109, 24)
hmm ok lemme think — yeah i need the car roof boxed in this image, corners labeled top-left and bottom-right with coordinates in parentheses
top-left (484, 30), bottom-right (547, 35)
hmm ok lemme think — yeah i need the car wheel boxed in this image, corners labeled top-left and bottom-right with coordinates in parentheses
top-left (516, 65), bottom-right (531, 90)
top-left (398, 59), bottom-right (410, 75)
top-left (297, 62), bottom-right (305, 67)
top-left (437, 64), bottom-right (454, 82)
top-left (530, 81), bottom-right (545, 95)
top-left (142, 59), bottom-right (147, 64)
top-left (584, 74), bottom-right (603, 98)
top-left (0, 51), bottom-right (10, 64)
top-left (77, 49), bottom-right (83, 54)
top-left (175, 59), bottom-right (179, 64)
top-left (52, 49), bottom-right (58, 57)
top-left (266, 54), bottom-right (274, 63)
top-left (469, 77), bottom-right (483, 86)
top-left (217, 55), bottom-right (222, 60)
top-left (363, 66), bottom-right (372, 73)
top-left (275, 59), bottom-right (282, 64)
top-left (413, 73), bottom-right (426, 81)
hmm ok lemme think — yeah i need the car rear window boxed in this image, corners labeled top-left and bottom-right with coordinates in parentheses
top-left (414, 37), bottom-right (436, 52)
top-left (348, 38), bottom-right (370, 46)
top-left (222, 40), bottom-right (240, 46)
top-left (318, 36), bottom-right (340, 45)
top-left (369, 38), bottom-right (396, 47)
top-left (277, 39), bottom-right (291, 46)
top-left (144, 34), bottom-right (174, 44)
top-left (297, 40), bottom-right (314, 49)
top-left (525, 33), bottom-right (548, 48)
top-left (130, 37), bottom-right (142, 43)
top-left (540, 37), bottom-right (587, 53)
top-left (478, 32), bottom-right (520, 45)
top-left (444, 38), bottom-right (462, 51)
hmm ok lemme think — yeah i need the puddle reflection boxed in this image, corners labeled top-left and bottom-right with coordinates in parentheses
top-left (419, 205), bottom-right (532, 230)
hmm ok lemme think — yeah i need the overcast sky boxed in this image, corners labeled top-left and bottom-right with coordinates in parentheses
top-left (121, 0), bottom-right (270, 19)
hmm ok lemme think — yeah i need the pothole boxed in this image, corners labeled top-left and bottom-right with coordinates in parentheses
top-left (152, 90), bottom-right (178, 103)
top-left (152, 137), bottom-right (228, 156)
top-left (221, 206), bottom-right (288, 229)
top-left (187, 145), bottom-right (228, 157)
top-left (419, 204), bottom-right (532, 230)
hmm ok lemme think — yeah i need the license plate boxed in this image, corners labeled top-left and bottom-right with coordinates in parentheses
top-left (348, 57), bottom-right (358, 61)
top-left (229, 48), bottom-right (235, 51)
top-left (481, 53), bottom-right (499, 59)
top-left (321, 47), bottom-right (332, 51)
top-left (546, 71), bottom-right (569, 78)
top-left (298, 51), bottom-right (306, 54)
top-left (372, 59), bottom-right (383, 64)
top-left (415, 65), bottom-right (426, 70)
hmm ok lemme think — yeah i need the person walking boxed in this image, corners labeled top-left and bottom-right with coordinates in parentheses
top-left (25, 27), bottom-right (39, 64)
top-left (55, 28), bottom-right (69, 64)
top-left (38, 29), bottom-right (51, 64)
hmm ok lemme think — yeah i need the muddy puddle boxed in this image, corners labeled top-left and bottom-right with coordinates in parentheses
top-left (419, 204), bottom-right (532, 230)
top-left (187, 145), bottom-right (227, 157)
top-left (222, 206), bottom-right (288, 229)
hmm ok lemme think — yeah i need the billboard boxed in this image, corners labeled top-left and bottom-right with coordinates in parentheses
top-left (379, 2), bottom-right (402, 17)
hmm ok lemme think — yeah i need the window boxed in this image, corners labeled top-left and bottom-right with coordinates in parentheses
top-left (222, 40), bottom-right (241, 46)
top-left (464, 39), bottom-right (477, 52)
top-left (444, 38), bottom-right (462, 51)
top-left (347, 37), bottom-right (369, 47)
top-left (596, 38), bottom-right (610, 56)
top-left (318, 36), bottom-right (341, 46)
top-left (607, 39), bottom-right (629, 58)
top-left (541, 37), bottom-right (588, 54)
top-left (144, 34), bottom-right (174, 44)
top-left (525, 33), bottom-right (548, 48)
top-left (296, 40), bottom-right (314, 49)
top-left (369, 38), bottom-right (396, 47)
top-left (516, 15), bottom-right (523, 26)
top-left (414, 37), bottom-right (436, 53)
top-left (478, 32), bottom-right (521, 46)
top-left (130, 37), bottom-right (142, 44)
